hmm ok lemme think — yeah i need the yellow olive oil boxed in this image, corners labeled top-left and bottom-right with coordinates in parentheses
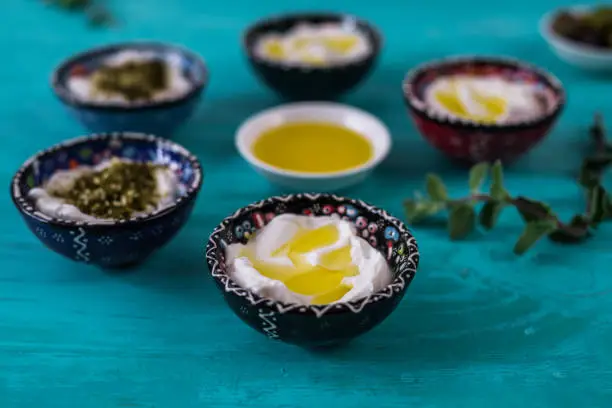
top-left (242, 224), bottom-right (359, 304)
top-left (251, 122), bottom-right (373, 174)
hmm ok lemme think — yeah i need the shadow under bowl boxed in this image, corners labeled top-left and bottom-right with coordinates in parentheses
top-left (10, 132), bottom-right (203, 268)
top-left (243, 12), bottom-right (382, 101)
top-left (206, 193), bottom-right (419, 348)
top-left (402, 56), bottom-right (565, 164)
top-left (51, 42), bottom-right (209, 137)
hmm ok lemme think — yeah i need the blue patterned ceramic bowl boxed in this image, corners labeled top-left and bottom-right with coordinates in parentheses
top-left (51, 42), bottom-right (208, 137)
top-left (206, 194), bottom-right (419, 348)
top-left (10, 132), bottom-right (203, 268)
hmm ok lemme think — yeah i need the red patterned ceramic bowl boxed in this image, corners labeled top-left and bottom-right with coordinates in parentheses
top-left (402, 56), bottom-right (565, 164)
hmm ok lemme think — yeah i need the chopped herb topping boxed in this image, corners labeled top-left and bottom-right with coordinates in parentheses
top-left (91, 59), bottom-right (169, 101)
top-left (49, 159), bottom-right (166, 219)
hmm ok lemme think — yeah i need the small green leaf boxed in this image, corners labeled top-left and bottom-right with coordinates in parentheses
top-left (513, 219), bottom-right (558, 255)
top-left (468, 163), bottom-right (489, 193)
top-left (579, 163), bottom-right (602, 188)
top-left (448, 203), bottom-right (476, 240)
top-left (426, 174), bottom-right (448, 202)
top-left (404, 200), bottom-right (445, 223)
top-left (514, 197), bottom-right (553, 223)
top-left (588, 185), bottom-right (608, 226)
top-left (604, 196), bottom-right (612, 219)
top-left (549, 215), bottom-right (591, 243)
top-left (490, 160), bottom-right (509, 201)
top-left (479, 200), bottom-right (504, 230)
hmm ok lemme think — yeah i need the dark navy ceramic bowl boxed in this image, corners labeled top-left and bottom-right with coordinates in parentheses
top-left (10, 132), bottom-right (203, 268)
top-left (206, 194), bottom-right (419, 348)
top-left (243, 12), bottom-right (382, 101)
top-left (403, 56), bottom-right (565, 164)
top-left (51, 42), bottom-right (208, 137)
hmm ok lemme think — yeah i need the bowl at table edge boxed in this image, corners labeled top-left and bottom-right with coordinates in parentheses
top-left (10, 132), bottom-right (203, 268)
top-left (205, 193), bottom-right (419, 348)
top-left (242, 12), bottom-right (382, 100)
top-left (540, 6), bottom-right (612, 71)
top-left (402, 56), bottom-right (565, 164)
top-left (51, 41), bottom-right (208, 137)
top-left (235, 102), bottom-right (392, 191)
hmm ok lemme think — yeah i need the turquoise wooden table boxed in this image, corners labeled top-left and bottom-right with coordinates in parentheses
top-left (2, 1), bottom-right (612, 407)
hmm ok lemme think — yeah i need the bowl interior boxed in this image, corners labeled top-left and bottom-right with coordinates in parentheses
top-left (12, 133), bottom-right (202, 224)
top-left (236, 102), bottom-right (391, 179)
top-left (207, 194), bottom-right (419, 313)
top-left (243, 12), bottom-right (382, 65)
top-left (541, 6), bottom-right (612, 59)
top-left (52, 42), bottom-right (208, 108)
top-left (404, 58), bottom-right (564, 121)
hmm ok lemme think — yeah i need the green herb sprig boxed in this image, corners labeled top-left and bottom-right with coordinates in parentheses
top-left (42, 0), bottom-right (115, 27)
top-left (404, 114), bottom-right (612, 255)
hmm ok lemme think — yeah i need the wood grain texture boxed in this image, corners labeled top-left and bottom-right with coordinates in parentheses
top-left (1, 0), bottom-right (612, 407)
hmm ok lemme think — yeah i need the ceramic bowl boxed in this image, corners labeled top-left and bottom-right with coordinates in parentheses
top-left (51, 42), bottom-right (208, 136)
top-left (235, 102), bottom-right (391, 191)
top-left (403, 56), bottom-right (565, 164)
top-left (10, 132), bottom-right (203, 268)
top-left (540, 6), bottom-right (612, 71)
top-left (206, 193), bottom-right (419, 348)
top-left (242, 12), bottom-right (382, 100)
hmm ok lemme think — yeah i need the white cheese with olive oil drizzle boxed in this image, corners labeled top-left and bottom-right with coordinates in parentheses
top-left (226, 214), bottom-right (392, 306)
top-left (424, 75), bottom-right (544, 124)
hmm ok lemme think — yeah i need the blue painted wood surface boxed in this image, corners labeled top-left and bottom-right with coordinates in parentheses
top-left (2, 1), bottom-right (612, 407)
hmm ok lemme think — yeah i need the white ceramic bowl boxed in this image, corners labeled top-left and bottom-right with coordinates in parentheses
top-left (540, 6), bottom-right (612, 71)
top-left (235, 102), bottom-right (391, 191)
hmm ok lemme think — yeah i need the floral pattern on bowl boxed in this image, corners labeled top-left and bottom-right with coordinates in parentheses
top-left (403, 56), bottom-right (565, 164)
top-left (10, 132), bottom-right (203, 268)
top-left (206, 193), bottom-right (419, 348)
top-left (51, 42), bottom-right (209, 136)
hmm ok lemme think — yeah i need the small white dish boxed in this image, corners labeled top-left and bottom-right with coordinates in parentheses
top-left (235, 102), bottom-right (391, 191)
top-left (540, 6), bottom-right (612, 71)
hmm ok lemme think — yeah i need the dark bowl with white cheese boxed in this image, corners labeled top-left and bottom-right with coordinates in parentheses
top-left (51, 42), bottom-right (208, 137)
top-left (206, 194), bottom-right (419, 348)
top-left (243, 12), bottom-right (382, 100)
top-left (10, 132), bottom-right (203, 268)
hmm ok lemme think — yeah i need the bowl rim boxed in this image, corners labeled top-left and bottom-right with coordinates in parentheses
top-left (205, 193), bottom-right (419, 317)
top-left (235, 101), bottom-right (392, 179)
top-left (402, 55), bottom-right (566, 131)
top-left (50, 41), bottom-right (209, 112)
top-left (539, 5), bottom-right (612, 59)
top-left (10, 131), bottom-right (204, 230)
top-left (241, 11), bottom-right (383, 72)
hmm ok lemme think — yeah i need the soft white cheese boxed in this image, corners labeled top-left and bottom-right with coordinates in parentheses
top-left (424, 75), bottom-right (544, 124)
top-left (226, 214), bottom-right (392, 305)
top-left (255, 23), bottom-right (371, 66)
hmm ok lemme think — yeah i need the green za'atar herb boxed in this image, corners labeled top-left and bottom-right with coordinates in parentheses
top-left (48, 159), bottom-right (165, 220)
top-left (42, 0), bottom-right (115, 27)
top-left (91, 60), bottom-right (169, 101)
top-left (404, 113), bottom-right (612, 255)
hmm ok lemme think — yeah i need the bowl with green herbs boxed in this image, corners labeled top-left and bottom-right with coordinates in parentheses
top-left (51, 42), bottom-right (208, 136)
top-left (10, 132), bottom-right (203, 268)
top-left (540, 5), bottom-right (612, 70)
